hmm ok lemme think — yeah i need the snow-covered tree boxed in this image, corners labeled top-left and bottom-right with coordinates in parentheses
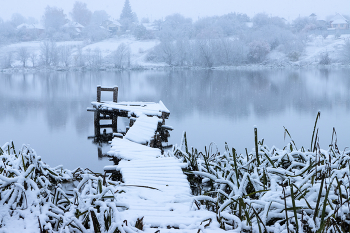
top-left (70, 1), bottom-right (92, 26)
top-left (1, 52), bottom-right (13, 68)
top-left (39, 40), bottom-right (58, 66)
top-left (0, 21), bottom-right (16, 42)
top-left (10, 13), bottom-right (26, 27)
top-left (91, 10), bottom-right (109, 26)
top-left (292, 16), bottom-right (316, 33)
top-left (17, 47), bottom-right (29, 67)
top-left (29, 53), bottom-right (37, 67)
top-left (82, 24), bottom-right (109, 42)
top-left (112, 43), bottom-right (130, 68)
top-left (120, 0), bottom-right (137, 31)
top-left (58, 45), bottom-right (73, 67)
top-left (342, 39), bottom-right (350, 64)
top-left (42, 6), bottom-right (66, 31)
top-left (132, 24), bottom-right (154, 40)
top-left (159, 14), bottom-right (192, 40)
top-left (195, 39), bottom-right (215, 67)
top-left (247, 40), bottom-right (270, 63)
top-left (152, 40), bottom-right (177, 65)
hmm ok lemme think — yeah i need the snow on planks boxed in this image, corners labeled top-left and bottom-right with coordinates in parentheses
top-left (107, 138), bottom-right (161, 160)
top-left (91, 100), bottom-right (170, 118)
top-left (106, 155), bottom-right (222, 231)
top-left (107, 142), bottom-right (226, 231)
top-left (124, 114), bottom-right (160, 145)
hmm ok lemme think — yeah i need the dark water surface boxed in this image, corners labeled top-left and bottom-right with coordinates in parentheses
top-left (1, 69), bottom-right (349, 171)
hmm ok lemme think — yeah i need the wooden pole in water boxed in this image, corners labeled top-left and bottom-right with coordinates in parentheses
top-left (97, 85), bottom-right (101, 102)
top-left (112, 86), bottom-right (118, 132)
top-left (113, 86), bottom-right (118, 102)
top-left (112, 112), bottom-right (118, 133)
top-left (94, 111), bottom-right (100, 137)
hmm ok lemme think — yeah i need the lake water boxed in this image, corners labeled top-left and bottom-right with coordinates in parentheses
top-left (1, 69), bottom-right (349, 172)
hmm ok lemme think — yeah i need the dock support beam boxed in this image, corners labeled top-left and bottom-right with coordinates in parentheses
top-left (96, 85), bottom-right (118, 103)
top-left (95, 85), bottom-right (119, 135)
top-left (94, 111), bottom-right (100, 137)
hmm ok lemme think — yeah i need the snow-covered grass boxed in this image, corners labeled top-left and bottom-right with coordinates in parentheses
top-left (174, 112), bottom-right (350, 232)
top-left (298, 34), bottom-right (350, 65)
top-left (2, 111), bottom-right (350, 232)
top-left (0, 142), bottom-right (138, 233)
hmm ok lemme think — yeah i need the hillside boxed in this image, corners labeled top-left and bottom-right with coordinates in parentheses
top-left (0, 34), bottom-right (349, 70)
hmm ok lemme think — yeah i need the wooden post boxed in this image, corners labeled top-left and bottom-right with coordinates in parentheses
top-left (113, 86), bottom-right (118, 103)
top-left (94, 111), bottom-right (100, 137)
top-left (97, 85), bottom-right (101, 102)
top-left (98, 147), bottom-right (102, 159)
top-left (112, 113), bottom-right (118, 133)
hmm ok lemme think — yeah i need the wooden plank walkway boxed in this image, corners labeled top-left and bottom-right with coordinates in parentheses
top-left (124, 115), bottom-right (160, 145)
top-left (93, 86), bottom-right (226, 231)
top-left (105, 152), bottom-right (221, 231)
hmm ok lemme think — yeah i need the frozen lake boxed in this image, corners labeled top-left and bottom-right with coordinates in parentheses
top-left (1, 69), bottom-right (349, 172)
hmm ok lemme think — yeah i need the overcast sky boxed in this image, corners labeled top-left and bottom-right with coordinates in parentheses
top-left (1, 0), bottom-right (349, 22)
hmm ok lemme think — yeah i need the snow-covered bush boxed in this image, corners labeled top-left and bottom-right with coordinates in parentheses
top-left (319, 52), bottom-right (331, 65)
top-left (17, 47), bottom-right (29, 67)
top-left (0, 52), bottom-right (13, 69)
top-left (111, 43), bottom-right (130, 69)
top-left (132, 24), bottom-right (154, 40)
top-left (174, 113), bottom-right (350, 232)
top-left (0, 142), bottom-right (136, 233)
top-left (342, 39), bottom-right (350, 64)
top-left (287, 51), bottom-right (302, 62)
top-left (247, 40), bottom-right (270, 63)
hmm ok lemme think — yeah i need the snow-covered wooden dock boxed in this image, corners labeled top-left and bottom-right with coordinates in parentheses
top-left (88, 86), bottom-right (225, 231)
top-left (87, 86), bottom-right (172, 149)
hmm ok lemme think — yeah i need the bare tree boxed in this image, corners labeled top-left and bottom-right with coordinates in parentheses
top-left (92, 48), bottom-right (103, 68)
top-left (154, 40), bottom-right (177, 66)
top-left (29, 53), bottom-right (37, 67)
top-left (40, 40), bottom-right (58, 67)
top-left (342, 39), bottom-right (350, 64)
top-left (42, 6), bottom-right (66, 31)
top-left (174, 39), bottom-right (190, 66)
top-left (112, 43), bottom-right (130, 68)
top-left (73, 45), bottom-right (84, 67)
top-left (195, 39), bottom-right (214, 67)
top-left (17, 47), bottom-right (29, 67)
top-left (85, 48), bottom-right (93, 68)
top-left (1, 52), bottom-right (13, 68)
top-left (58, 45), bottom-right (73, 67)
top-left (71, 1), bottom-right (92, 26)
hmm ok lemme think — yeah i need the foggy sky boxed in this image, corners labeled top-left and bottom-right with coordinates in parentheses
top-left (1, 0), bottom-right (348, 22)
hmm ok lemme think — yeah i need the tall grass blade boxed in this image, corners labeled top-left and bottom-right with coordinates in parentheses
top-left (283, 126), bottom-right (297, 150)
top-left (232, 148), bottom-right (240, 187)
top-left (317, 181), bottom-right (332, 232)
top-left (311, 111), bottom-right (321, 151)
top-left (314, 174), bottom-right (325, 221)
top-left (290, 182), bottom-right (299, 233)
top-left (254, 127), bottom-right (260, 165)
top-left (283, 186), bottom-right (290, 233)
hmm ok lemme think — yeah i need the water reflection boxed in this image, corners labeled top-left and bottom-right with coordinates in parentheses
top-left (0, 69), bottom-right (349, 171)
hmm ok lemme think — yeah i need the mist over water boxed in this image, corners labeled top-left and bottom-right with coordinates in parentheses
top-left (0, 69), bottom-right (349, 171)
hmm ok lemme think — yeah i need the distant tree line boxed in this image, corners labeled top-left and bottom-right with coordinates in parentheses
top-left (146, 13), bottom-right (313, 67)
top-left (0, 0), bottom-right (137, 44)
top-left (1, 1), bottom-right (350, 68)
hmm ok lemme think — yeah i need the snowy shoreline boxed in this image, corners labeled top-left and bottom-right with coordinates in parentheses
top-left (1, 62), bottom-right (350, 74)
